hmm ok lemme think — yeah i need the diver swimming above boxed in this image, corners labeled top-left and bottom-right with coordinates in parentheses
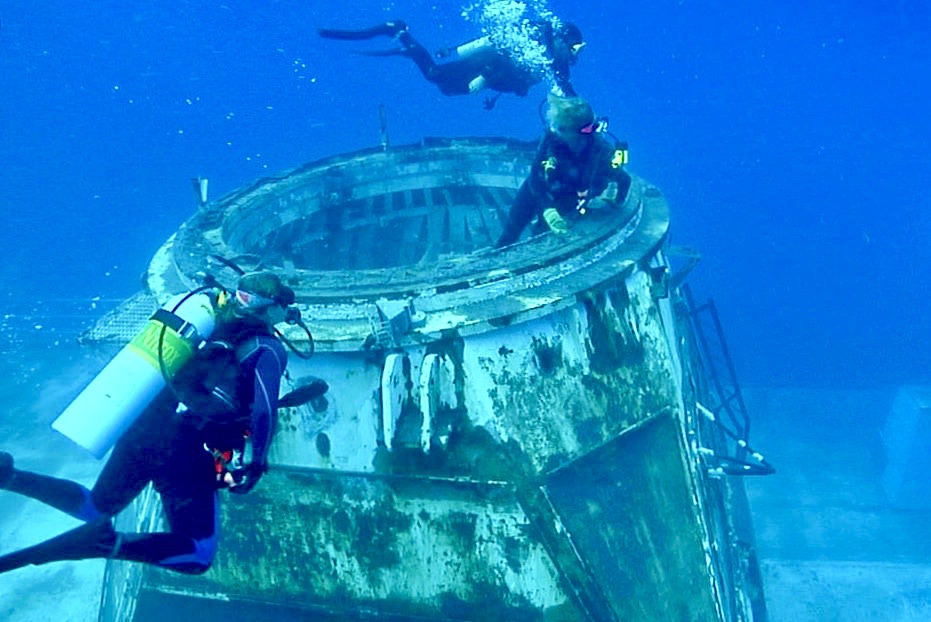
top-left (317, 20), bottom-right (584, 109)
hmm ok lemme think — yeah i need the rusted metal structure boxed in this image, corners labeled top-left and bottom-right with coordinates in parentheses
top-left (88, 137), bottom-right (767, 621)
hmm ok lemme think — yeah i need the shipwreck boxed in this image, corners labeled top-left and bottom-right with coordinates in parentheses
top-left (82, 137), bottom-right (770, 621)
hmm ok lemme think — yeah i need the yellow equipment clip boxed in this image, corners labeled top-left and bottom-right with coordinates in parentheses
top-left (611, 146), bottom-right (629, 169)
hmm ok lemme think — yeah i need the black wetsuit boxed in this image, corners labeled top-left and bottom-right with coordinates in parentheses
top-left (0, 316), bottom-right (287, 575)
top-left (404, 41), bottom-right (540, 97)
top-left (319, 21), bottom-right (578, 102)
top-left (496, 132), bottom-right (632, 247)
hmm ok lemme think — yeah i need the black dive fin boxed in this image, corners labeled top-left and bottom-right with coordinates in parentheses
top-left (0, 518), bottom-right (117, 574)
top-left (318, 21), bottom-right (407, 41)
top-left (278, 378), bottom-right (329, 409)
top-left (353, 48), bottom-right (408, 58)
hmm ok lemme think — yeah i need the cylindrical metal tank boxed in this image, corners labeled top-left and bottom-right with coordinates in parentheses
top-left (93, 138), bottom-right (765, 621)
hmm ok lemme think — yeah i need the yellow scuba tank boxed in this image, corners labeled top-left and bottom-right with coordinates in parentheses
top-left (52, 290), bottom-right (219, 458)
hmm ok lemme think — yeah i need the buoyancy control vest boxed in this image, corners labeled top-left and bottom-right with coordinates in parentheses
top-left (174, 339), bottom-right (249, 428)
top-left (172, 331), bottom-right (269, 483)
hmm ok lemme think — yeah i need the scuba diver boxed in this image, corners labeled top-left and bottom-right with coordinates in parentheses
top-left (318, 20), bottom-right (585, 110)
top-left (0, 271), bottom-right (313, 575)
top-left (496, 94), bottom-right (633, 247)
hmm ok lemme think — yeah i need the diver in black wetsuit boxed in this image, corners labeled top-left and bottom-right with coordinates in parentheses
top-left (318, 20), bottom-right (584, 109)
top-left (496, 94), bottom-right (633, 248)
top-left (0, 272), bottom-right (297, 575)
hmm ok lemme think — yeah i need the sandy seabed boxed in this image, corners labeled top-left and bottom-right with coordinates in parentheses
top-left (0, 341), bottom-right (109, 622)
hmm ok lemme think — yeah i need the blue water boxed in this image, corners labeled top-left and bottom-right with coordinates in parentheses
top-left (1, 0), bottom-right (929, 389)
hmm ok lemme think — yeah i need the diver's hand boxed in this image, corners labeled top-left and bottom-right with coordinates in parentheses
top-left (542, 208), bottom-right (569, 234)
top-left (601, 181), bottom-right (619, 202)
top-left (587, 182), bottom-right (619, 210)
top-left (226, 462), bottom-right (267, 494)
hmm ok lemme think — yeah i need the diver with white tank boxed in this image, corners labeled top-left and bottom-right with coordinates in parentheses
top-left (0, 270), bottom-right (322, 575)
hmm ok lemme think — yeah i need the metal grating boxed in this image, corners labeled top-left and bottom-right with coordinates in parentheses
top-left (79, 290), bottom-right (157, 345)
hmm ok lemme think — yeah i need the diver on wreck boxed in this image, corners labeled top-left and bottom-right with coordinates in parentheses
top-left (0, 271), bottom-right (320, 575)
top-left (317, 19), bottom-right (584, 109)
top-left (496, 94), bottom-right (633, 248)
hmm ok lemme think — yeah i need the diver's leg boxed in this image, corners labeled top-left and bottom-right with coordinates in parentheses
top-left (87, 435), bottom-right (157, 517)
top-left (0, 511), bottom-right (215, 576)
top-left (392, 31), bottom-right (464, 91)
top-left (318, 20), bottom-right (407, 41)
top-left (350, 29), bottom-right (440, 72)
top-left (394, 33), bottom-right (479, 96)
top-left (0, 480), bottom-right (220, 575)
top-left (1, 395), bottom-right (170, 521)
top-left (0, 451), bottom-right (104, 522)
top-left (87, 396), bottom-right (179, 517)
top-left (496, 180), bottom-right (538, 247)
top-left (0, 431), bottom-right (154, 521)
top-left (0, 445), bottom-right (157, 574)
top-left (115, 437), bottom-right (221, 575)
top-left (0, 517), bottom-right (119, 574)
top-left (90, 422), bottom-right (219, 573)
top-left (320, 21), bottom-right (470, 95)
top-left (113, 489), bottom-right (220, 574)
top-left (110, 439), bottom-right (224, 574)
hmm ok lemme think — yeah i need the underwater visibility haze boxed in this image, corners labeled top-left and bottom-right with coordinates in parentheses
top-left (0, 0), bottom-right (929, 388)
top-left (1, 2), bottom-right (931, 621)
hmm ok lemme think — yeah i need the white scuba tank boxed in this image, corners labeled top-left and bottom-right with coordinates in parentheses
top-left (52, 291), bottom-right (218, 458)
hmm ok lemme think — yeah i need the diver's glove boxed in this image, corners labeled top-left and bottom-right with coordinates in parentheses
top-left (227, 461), bottom-right (267, 495)
top-left (587, 181), bottom-right (619, 211)
top-left (542, 207), bottom-right (569, 234)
